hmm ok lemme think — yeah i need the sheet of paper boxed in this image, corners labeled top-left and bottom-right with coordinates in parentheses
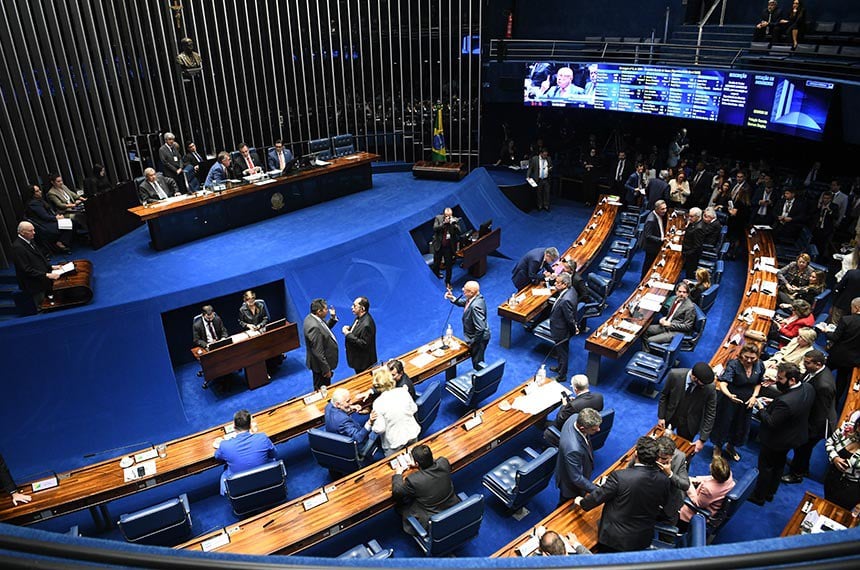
top-left (639, 299), bottom-right (664, 313)
top-left (617, 320), bottom-right (642, 333)
top-left (57, 218), bottom-right (73, 230)
top-left (526, 177), bottom-right (538, 188)
top-left (751, 307), bottom-right (776, 318)
top-left (201, 532), bottom-right (230, 552)
top-left (643, 292), bottom-right (667, 303)
top-left (531, 288), bottom-right (552, 296)
top-left (511, 381), bottom-right (568, 415)
top-left (668, 243), bottom-right (683, 251)
top-left (649, 281), bottom-right (675, 291)
top-left (56, 262), bottom-right (76, 275)
top-left (761, 281), bottom-right (777, 295)
top-left (409, 352), bottom-right (435, 368)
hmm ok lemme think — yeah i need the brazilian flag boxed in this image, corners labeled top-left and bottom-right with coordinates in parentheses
top-left (431, 104), bottom-right (447, 162)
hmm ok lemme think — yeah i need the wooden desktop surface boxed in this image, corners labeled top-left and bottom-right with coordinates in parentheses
top-left (128, 152), bottom-right (378, 221)
top-left (497, 196), bottom-right (620, 326)
top-left (178, 376), bottom-right (566, 555)
top-left (39, 259), bottom-right (94, 312)
top-left (585, 213), bottom-right (687, 360)
top-left (781, 491), bottom-right (858, 536)
top-left (0, 335), bottom-right (468, 525)
top-left (493, 426), bottom-right (694, 557)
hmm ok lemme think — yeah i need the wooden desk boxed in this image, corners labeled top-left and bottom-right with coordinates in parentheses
top-left (412, 161), bottom-right (465, 181)
top-left (39, 260), bottom-right (94, 312)
top-left (709, 230), bottom-right (778, 374)
top-left (86, 181), bottom-right (143, 249)
top-left (178, 377), bottom-right (567, 555)
top-left (456, 227), bottom-right (501, 278)
top-left (497, 196), bottom-right (620, 348)
top-left (128, 152), bottom-right (377, 250)
top-left (781, 491), bottom-right (858, 536)
top-left (0, 336), bottom-right (469, 526)
top-left (191, 323), bottom-right (300, 390)
top-left (493, 426), bottom-right (694, 557)
top-left (584, 214), bottom-right (687, 383)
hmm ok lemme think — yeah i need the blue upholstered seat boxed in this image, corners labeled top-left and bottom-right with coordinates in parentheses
top-left (482, 446), bottom-right (557, 512)
top-left (309, 137), bottom-right (333, 160)
top-left (627, 334), bottom-right (683, 397)
top-left (332, 133), bottom-right (356, 157)
top-left (415, 380), bottom-right (443, 434)
top-left (445, 359), bottom-right (505, 409)
top-left (699, 283), bottom-right (720, 313)
top-left (118, 493), bottom-right (192, 546)
top-left (308, 428), bottom-right (378, 476)
top-left (407, 492), bottom-right (484, 556)
top-left (683, 468), bottom-right (759, 543)
top-left (337, 538), bottom-right (393, 559)
top-left (224, 459), bottom-right (288, 517)
top-left (652, 513), bottom-right (706, 549)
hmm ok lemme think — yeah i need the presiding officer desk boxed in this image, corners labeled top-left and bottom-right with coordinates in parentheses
top-left (128, 152), bottom-right (378, 250)
top-left (178, 376), bottom-right (568, 555)
top-left (584, 213), bottom-right (687, 383)
top-left (494, 426), bottom-right (694, 557)
top-left (0, 335), bottom-right (469, 527)
top-left (497, 196), bottom-right (621, 348)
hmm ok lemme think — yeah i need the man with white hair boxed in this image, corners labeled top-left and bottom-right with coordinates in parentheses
top-left (682, 207), bottom-right (706, 279)
top-left (545, 374), bottom-right (604, 446)
top-left (137, 167), bottom-right (181, 205)
top-left (158, 131), bottom-right (185, 191)
top-left (11, 221), bottom-right (62, 307)
top-left (445, 280), bottom-right (491, 367)
top-left (324, 387), bottom-right (372, 451)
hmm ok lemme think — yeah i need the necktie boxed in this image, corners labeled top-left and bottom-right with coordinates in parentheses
top-left (279, 152), bottom-right (285, 170)
top-left (194, 152), bottom-right (202, 162)
top-left (616, 160), bottom-right (624, 181)
top-left (783, 200), bottom-right (793, 217)
top-left (686, 382), bottom-right (696, 395)
top-left (666, 298), bottom-right (680, 322)
top-left (694, 172), bottom-right (702, 186)
top-left (758, 191), bottom-right (770, 216)
top-left (207, 321), bottom-right (217, 341)
top-left (153, 180), bottom-right (168, 199)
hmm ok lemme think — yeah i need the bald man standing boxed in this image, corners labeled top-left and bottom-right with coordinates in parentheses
top-left (11, 221), bottom-right (62, 308)
top-left (445, 280), bottom-right (491, 367)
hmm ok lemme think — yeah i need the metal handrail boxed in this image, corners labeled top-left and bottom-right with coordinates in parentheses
top-left (696, 0), bottom-right (727, 64)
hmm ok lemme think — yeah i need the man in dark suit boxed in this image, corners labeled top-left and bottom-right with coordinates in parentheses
top-left (526, 147), bottom-right (553, 211)
top-left (267, 139), bottom-right (294, 171)
top-left (391, 444), bottom-right (459, 535)
top-left (689, 162), bottom-right (713, 209)
top-left (811, 191), bottom-right (840, 262)
top-left (303, 298), bottom-right (339, 390)
top-left (430, 207), bottom-right (462, 287)
top-left (701, 207), bottom-right (722, 247)
top-left (556, 408), bottom-right (603, 503)
top-left (782, 351), bottom-right (837, 484)
top-left (641, 200), bottom-right (667, 278)
top-left (137, 167), bottom-right (181, 205)
top-left (213, 409), bottom-right (277, 495)
top-left (204, 151), bottom-right (232, 188)
top-left (10, 221), bottom-right (61, 307)
top-left (623, 163), bottom-right (646, 206)
top-left (646, 171), bottom-right (670, 210)
top-left (0, 453), bottom-right (31, 506)
top-left (342, 296), bottom-right (377, 374)
top-left (750, 175), bottom-right (777, 226)
top-left (610, 150), bottom-right (633, 201)
top-left (657, 362), bottom-right (717, 453)
top-left (182, 141), bottom-right (206, 193)
top-left (232, 142), bottom-right (263, 178)
top-left (192, 304), bottom-right (229, 349)
top-left (445, 280), bottom-right (490, 368)
top-left (511, 246), bottom-right (559, 290)
top-left (753, 0), bottom-right (785, 42)
top-left (642, 281), bottom-right (697, 352)
top-left (826, 295), bottom-right (860, 396)
top-left (681, 207), bottom-right (707, 279)
top-left (575, 436), bottom-right (671, 552)
top-left (549, 273), bottom-right (579, 381)
top-left (546, 374), bottom-right (605, 446)
top-left (749, 362), bottom-right (815, 505)
top-left (158, 132), bottom-right (185, 192)
top-left (773, 188), bottom-right (806, 241)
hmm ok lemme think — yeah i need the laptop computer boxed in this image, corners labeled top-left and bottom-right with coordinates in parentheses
top-left (208, 337), bottom-right (233, 350)
top-left (265, 318), bottom-right (287, 332)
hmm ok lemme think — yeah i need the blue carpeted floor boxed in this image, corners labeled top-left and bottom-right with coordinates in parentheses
top-left (6, 168), bottom-right (831, 558)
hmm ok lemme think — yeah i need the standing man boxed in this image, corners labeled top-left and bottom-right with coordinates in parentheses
top-left (10, 221), bottom-right (61, 308)
top-left (158, 132), bottom-right (185, 192)
top-left (749, 362), bottom-right (815, 505)
top-left (774, 188), bottom-right (806, 241)
top-left (689, 162), bottom-right (713, 209)
top-left (549, 273), bottom-right (579, 381)
top-left (657, 362), bottom-right (717, 453)
top-left (214, 409), bottom-right (277, 495)
top-left (342, 296), bottom-right (377, 374)
top-left (575, 436), bottom-right (671, 552)
top-left (445, 280), bottom-right (490, 368)
top-left (642, 281), bottom-right (697, 352)
top-left (646, 170), bottom-right (670, 210)
top-left (681, 207), bottom-right (706, 279)
top-left (782, 351), bottom-right (837, 484)
top-left (137, 167), bottom-right (181, 205)
top-left (430, 207), bottom-right (461, 287)
top-left (527, 148), bottom-right (553, 212)
top-left (303, 298), bottom-right (339, 390)
top-left (611, 150), bottom-right (633, 200)
top-left (182, 141), bottom-right (206, 192)
top-left (825, 296), bottom-right (860, 398)
top-left (641, 200), bottom-right (667, 278)
top-left (511, 247), bottom-right (559, 290)
top-left (204, 152), bottom-right (232, 188)
top-left (556, 408), bottom-right (602, 504)
top-left (624, 163), bottom-right (647, 206)
top-left (391, 444), bottom-right (459, 535)
top-left (655, 436), bottom-right (691, 524)
top-left (267, 140), bottom-right (294, 171)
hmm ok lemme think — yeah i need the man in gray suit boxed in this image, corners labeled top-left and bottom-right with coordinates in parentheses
top-left (444, 280), bottom-right (490, 367)
top-left (392, 444), bottom-right (459, 535)
top-left (556, 408), bottom-right (602, 504)
top-left (137, 167), bottom-right (181, 204)
top-left (303, 298), bottom-right (339, 390)
top-left (642, 281), bottom-right (697, 352)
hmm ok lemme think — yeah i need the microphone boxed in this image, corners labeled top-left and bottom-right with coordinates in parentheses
top-left (83, 441), bottom-right (153, 459)
top-left (537, 335), bottom-right (572, 381)
top-left (440, 293), bottom-right (462, 349)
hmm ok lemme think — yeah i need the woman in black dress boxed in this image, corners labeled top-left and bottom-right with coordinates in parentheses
top-left (711, 344), bottom-right (765, 462)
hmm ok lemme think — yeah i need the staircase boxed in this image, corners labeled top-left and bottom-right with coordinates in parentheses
top-left (664, 24), bottom-right (751, 66)
top-left (0, 271), bottom-right (19, 321)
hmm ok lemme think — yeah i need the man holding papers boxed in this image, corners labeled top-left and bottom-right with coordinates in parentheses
top-left (137, 167), bottom-right (181, 205)
top-left (11, 221), bottom-right (62, 308)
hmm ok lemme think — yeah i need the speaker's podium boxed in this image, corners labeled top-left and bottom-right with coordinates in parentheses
top-left (412, 161), bottom-right (465, 181)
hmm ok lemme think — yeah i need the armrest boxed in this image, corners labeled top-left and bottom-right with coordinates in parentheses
top-left (523, 447), bottom-right (541, 459)
top-left (547, 426), bottom-right (561, 442)
top-left (683, 497), bottom-right (711, 519)
top-left (457, 492), bottom-right (470, 501)
top-left (654, 522), bottom-right (681, 537)
top-left (406, 516), bottom-right (428, 538)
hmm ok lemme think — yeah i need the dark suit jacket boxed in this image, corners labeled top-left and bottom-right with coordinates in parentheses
top-left (826, 313), bottom-right (860, 369)
top-left (658, 368), bottom-right (717, 442)
top-left (232, 151), bottom-right (263, 178)
top-left (452, 294), bottom-right (490, 345)
top-left (10, 237), bottom-right (52, 296)
top-left (609, 158), bottom-right (633, 184)
top-left (805, 368), bottom-right (838, 438)
top-left (580, 464), bottom-right (672, 552)
top-left (526, 155), bottom-right (552, 180)
top-left (182, 150), bottom-right (206, 169)
top-left (158, 143), bottom-right (183, 173)
top-left (431, 214), bottom-right (462, 252)
top-left (238, 300), bottom-right (269, 330)
top-left (267, 147), bottom-right (294, 171)
top-left (344, 312), bottom-right (378, 372)
top-left (774, 196), bottom-right (806, 228)
top-left (137, 174), bottom-right (179, 204)
top-left (624, 171), bottom-right (646, 204)
top-left (689, 170), bottom-right (713, 208)
top-left (192, 314), bottom-right (229, 348)
top-left (759, 382), bottom-right (815, 450)
top-left (550, 287), bottom-right (579, 342)
top-left (553, 390), bottom-right (605, 431)
top-left (832, 269), bottom-right (860, 313)
top-left (646, 179), bottom-right (669, 210)
top-left (25, 199), bottom-right (64, 241)
top-left (556, 414), bottom-right (597, 499)
top-left (682, 220), bottom-right (707, 259)
top-left (642, 211), bottom-right (666, 255)
top-left (701, 218), bottom-right (722, 247)
top-left (512, 247), bottom-right (550, 289)
top-left (303, 313), bottom-right (339, 375)
top-left (392, 457), bottom-right (459, 531)
top-left (0, 453), bottom-right (18, 494)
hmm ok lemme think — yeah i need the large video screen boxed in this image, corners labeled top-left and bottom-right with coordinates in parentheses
top-left (523, 62), bottom-right (835, 141)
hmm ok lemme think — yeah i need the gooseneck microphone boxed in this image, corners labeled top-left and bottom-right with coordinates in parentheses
top-left (441, 292), bottom-right (463, 349)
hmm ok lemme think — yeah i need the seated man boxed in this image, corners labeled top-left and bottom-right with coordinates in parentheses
top-left (10, 221), bottom-right (62, 308)
top-left (193, 305), bottom-right (229, 389)
top-left (538, 529), bottom-right (591, 556)
top-left (137, 167), bottom-right (180, 205)
top-left (232, 142), bottom-right (263, 178)
top-left (642, 281), bottom-right (697, 352)
top-left (204, 152), bottom-right (232, 188)
top-left (511, 246), bottom-right (559, 290)
top-left (267, 140), bottom-right (294, 171)
top-left (391, 444), bottom-right (459, 535)
top-left (214, 409), bottom-right (277, 495)
top-left (182, 141), bottom-right (206, 193)
top-left (325, 388), bottom-right (376, 458)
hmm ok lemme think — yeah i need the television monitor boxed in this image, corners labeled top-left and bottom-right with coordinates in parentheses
top-left (478, 219), bottom-right (493, 237)
top-left (266, 318), bottom-right (287, 331)
top-left (208, 337), bottom-right (233, 350)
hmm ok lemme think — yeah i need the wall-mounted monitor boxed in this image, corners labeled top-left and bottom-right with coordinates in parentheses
top-left (523, 62), bottom-right (835, 141)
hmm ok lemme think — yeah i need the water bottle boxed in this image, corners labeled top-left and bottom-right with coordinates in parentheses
top-left (444, 324), bottom-right (453, 347)
top-left (509, 293), bottom-right (517, 307)
top-left (536, 364), bottom-right (547, 383)
top-left (665, 424), bottom-right (674, 436)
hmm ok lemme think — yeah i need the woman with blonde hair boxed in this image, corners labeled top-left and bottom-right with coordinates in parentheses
top-left (368, 366), bottom-right (420, 456)
top-left (762, 327), bottom-right (817, 381)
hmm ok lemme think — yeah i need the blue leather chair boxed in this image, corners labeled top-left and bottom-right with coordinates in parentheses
top-left (683, 468), bottom-right (759, 543)
top-left (415, 380), bottom-right (443, 434)
top-left (597, 256), bottom-right (630, 292)
top-left (482, 446), bottom-right (558, 513)
top-left (812, 288), bottom-right (831, 316)
top-left (118, 493), bottom-right (192, 546)
top-left (308, 428), bottom-right (378, 476)
top-left (67, 525), bottom-right (81, 537)
top-left (407, 492), bottom-right (484, 556)
top-left (699, 283), bottom-right (720, 313)
top-left (332, 133), bottom-right (356, 157)
top-left (626, 335), bottom-right (684, 397)
top-left (308, 137), bottom-right (333, 160)
top-left (445, 359), bottom-right (505, 409)
top-left (338, 539), bottom-right (393, 559)
top-left (712, 259), bottom-right (725, 285)
top-left (652, 304), bottom-right (707, 353)
top-left (699, 242), bottom-right (729, 272)
top-left (652, 513), bottom-right (706, 548)
top-left (224, 460), bottom-right (288, 517)
top-left (610, 235), bottom-right (638, 258)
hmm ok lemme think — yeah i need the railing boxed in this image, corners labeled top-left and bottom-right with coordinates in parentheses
top-left (696, 0), bottom-right (727, 64)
